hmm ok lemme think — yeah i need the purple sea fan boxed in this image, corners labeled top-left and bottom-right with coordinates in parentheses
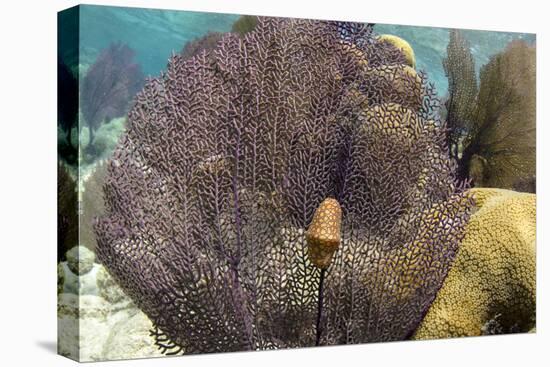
top-left (95, 18), bottom-right (472, 354)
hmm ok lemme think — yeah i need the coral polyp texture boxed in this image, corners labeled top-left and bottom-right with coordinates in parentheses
top-left (413, 188), bottom-right (536, 338)
top-left (95, 18), bottom-right (472, 354)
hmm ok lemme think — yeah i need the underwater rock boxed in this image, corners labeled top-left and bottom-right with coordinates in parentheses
top-left (58, 261), bottom-right (100, 295)
top-left (57, 263), bottom-right (65, 294)
top-left (69, 126), bottom-right (81, 151)
top-left (377, 34), bottom-right (416, 68)
top-left (96, 265), bottom-right (129, 304)
top-left (57, 253), bottom-right (133, 306)
top-left (57, 292), bottom-right (147, 361)
top-left (102, 311), bottom-right (165, 360)
top-left (57, 263), bottom-right (144, 362)
top-left (57, 294), bottom-right (111, 361)
top-left (66, 245), bottom-right (96, 275)
top-left (77, 126), bottom-right (91, 151)
top-left (57, 310), bottom-right (79, 359)
top-left (413, 188), bottom-right (536, 338)
top-left (82, 117), bottom-right (127, 164)
top-left (58, 247), bottom-right (123, 297)
top-left (58, 246), bottom-right (99, 295)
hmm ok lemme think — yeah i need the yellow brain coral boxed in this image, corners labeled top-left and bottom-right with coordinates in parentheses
top-left (413, 188), bottom-right (536, 339)
top-left (378, 34), bottom-right (416, 68)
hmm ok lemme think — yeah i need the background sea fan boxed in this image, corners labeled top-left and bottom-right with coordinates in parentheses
top-left (464, 40), bottom-right (536, 189)
top-left (81, 42), bottom-right (144, 147)
top-left (95, 18), bottom-right (471, 354)
top-left (442, 29), bottom-right (478, 161)
top-left (57, 61), bottom-right (79, 143)
top-left (57, 61), bottom-right (79, 164)
top-left (443, 33), bottom-right (536, 190)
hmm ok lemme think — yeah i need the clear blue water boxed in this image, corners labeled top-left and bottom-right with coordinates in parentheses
top-left (78, 5), bottom-right (239, 77)
top-left (74, 5), bottom-right (535, 96)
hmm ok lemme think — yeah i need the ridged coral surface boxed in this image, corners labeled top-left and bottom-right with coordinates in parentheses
top-left (413, 188), bottom-right (536, 338)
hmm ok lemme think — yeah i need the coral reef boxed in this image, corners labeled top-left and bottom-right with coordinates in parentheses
top-left (443, 33), bottom-right (536, 190)
top-left (58, 246), bottom-right (101, 295)
top-left (413, 188), bottom-right (536, 339)
top-left (95, 19), bottom-right (471, 354)
top-left (66, 245), bottom-right (96, 275)
top-left (81, 43), bottom-right (144, 157)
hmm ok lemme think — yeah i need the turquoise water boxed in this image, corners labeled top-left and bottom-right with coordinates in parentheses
top-left (72, 5), bottom-right (535, 95)
top-left (78, 6), bottom-right (239, 77)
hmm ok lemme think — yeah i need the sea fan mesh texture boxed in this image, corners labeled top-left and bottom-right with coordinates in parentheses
top-left (95, 18), bottom-right (471, 354)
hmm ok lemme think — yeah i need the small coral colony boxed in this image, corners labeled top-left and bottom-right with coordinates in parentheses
top-left (58, 8), bottom-right (536, 359)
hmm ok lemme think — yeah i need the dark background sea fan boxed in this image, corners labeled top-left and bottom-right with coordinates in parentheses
top-left (81, 42), bottom-right (144, 146)
top-left (95, 18), bottom-right (471, 354)
top-left (57, 61), bottom-right (79, 164)
top-left (443, 29), bottom-right (478, 162)
top-left (443, 31), bottom-right (535, 190)
top-left (58, 61), bottom-right (79, 144)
